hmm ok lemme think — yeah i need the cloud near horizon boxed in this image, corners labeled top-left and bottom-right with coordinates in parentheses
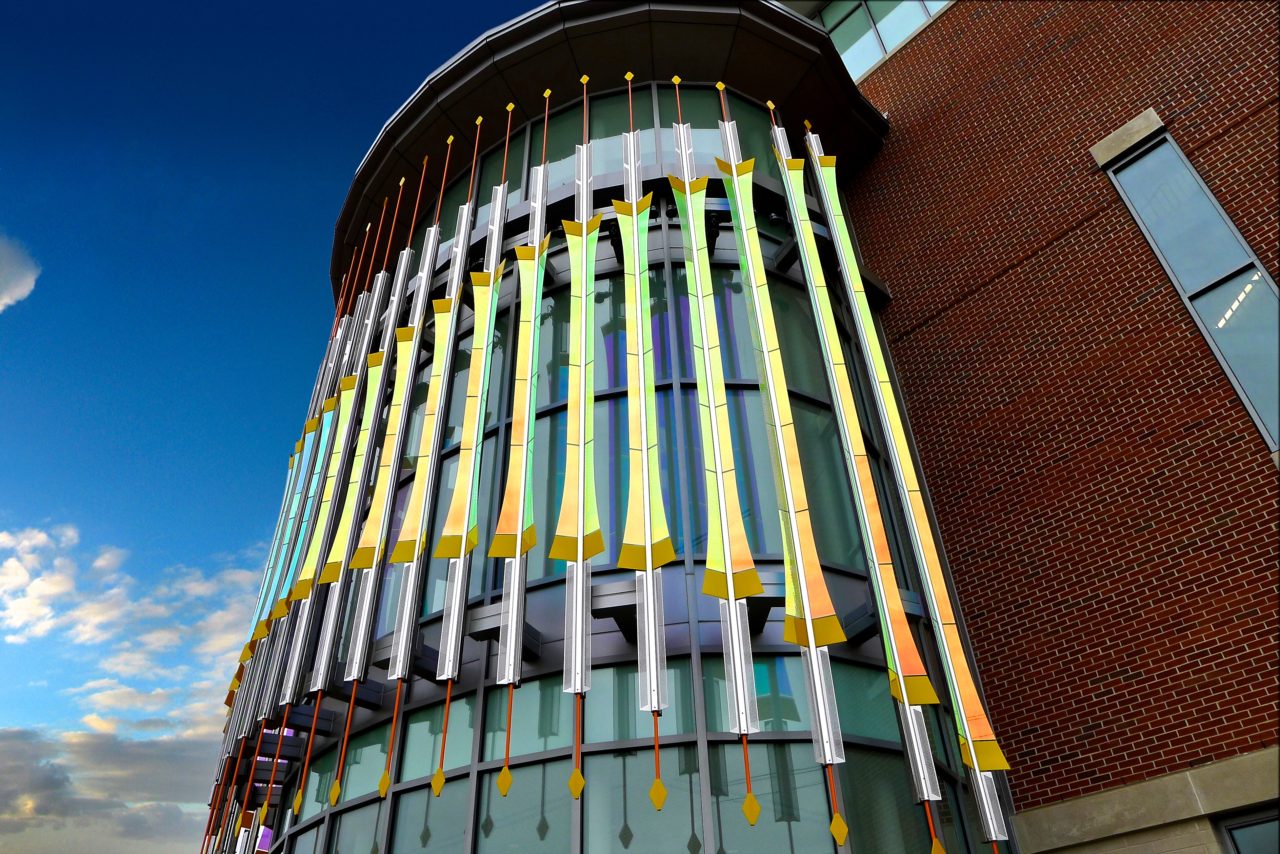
top-left (0, 233), bottom-right (40, 314)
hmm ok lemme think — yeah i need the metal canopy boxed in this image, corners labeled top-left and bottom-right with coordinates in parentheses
top-left (327, 0), bottom-right (887, 298)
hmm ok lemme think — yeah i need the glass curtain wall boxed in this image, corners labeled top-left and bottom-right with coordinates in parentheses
top-left (274, 85), bottom-right (1005, 854)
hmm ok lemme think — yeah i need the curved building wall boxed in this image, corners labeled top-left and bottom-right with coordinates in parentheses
top-left (203, 4), bottom-right (1014, 854)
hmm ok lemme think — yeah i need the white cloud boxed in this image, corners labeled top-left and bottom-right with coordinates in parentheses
top-left (80, 714), bottom-right (118, 735)
top-left (97, 649), bottom-right (158, 680)
top-left (1, 570), bottom-right (75, 643)
top-left (0, 234), bottom-right (39, 314)
top-left (90, 547), bottom-right (128, 574)
top-left (67, 679), bottom-right (175, 713)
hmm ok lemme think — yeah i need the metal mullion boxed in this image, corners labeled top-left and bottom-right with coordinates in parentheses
top-left (1184, 259), bottom-right (1261, 298)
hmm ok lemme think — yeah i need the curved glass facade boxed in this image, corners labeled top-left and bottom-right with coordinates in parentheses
top-left (206, 4), bottom-right (1012, 852)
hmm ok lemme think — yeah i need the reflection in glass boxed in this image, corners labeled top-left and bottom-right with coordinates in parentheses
top-left (475, 759), bottom-right (572, 853)
top-left (400, 695), bottom-right (476, 781)
top-left (420, 454), bottom-right (458, 616)
top-left (794, 401), bottom-right (863, 569)
top-left (840, 749), bottom-right (931, 852)
top-left (1190, 268), bottom-right (1278, 443)
top-left (585, 658), bottom-right (696, 742)
top-left (290, 826), bottom-right (319, 854)
top-left (712, 267), bottom-right (758, 382)
top-left (772, 283), bottom-right (829, 402)
top-left (538, 285), bottom-right (570, 407)
top-left (705, 656), bottom-right (807, 734)
top-left (483, 674), bottom-right (572, 760)
top-left (1230, 818), bottom-right (1280, 854)
top-left (328, 800), bottom-right (383, 854)
top-left (583, 747), bottom-right (701, 853)
top-left (709, 742), bottom-right (835, 854)
top-left (727, 389), bottom-right (783, 555)
top-left (831, 4), bottom-right (884, 80)
top-left (1114, 141), bottom-right (1250, 288)
top-left (339, 723), bottom-right (389, 803)
top-left (591, 92), bottom-right (657, 177)
top-left (298, 747), bottom-right (336, 821)
top-left (869, 0), bottom-right (930, 51)
top-left (832, 661), bottom-right (901, 743)
top-left (390, 784), bottom-right (467, 853)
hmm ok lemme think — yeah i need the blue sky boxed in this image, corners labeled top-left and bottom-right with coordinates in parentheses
top-left (0, 1), bottom-right (529, 849)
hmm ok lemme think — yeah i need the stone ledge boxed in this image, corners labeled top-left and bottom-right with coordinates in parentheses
top-left (1090, 108), bottom-right (1164, 167)
top-left (1013, 745), bottom-right (1278, 852)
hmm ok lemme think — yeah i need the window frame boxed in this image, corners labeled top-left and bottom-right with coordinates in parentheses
top-left (1105, 132), bottom-right (1279, 451)
top-left (1216, 806), bottom-right (1280, 854)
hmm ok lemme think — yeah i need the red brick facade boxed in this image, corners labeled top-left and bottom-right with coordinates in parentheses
top-left (846, 0), bottom-right (1279, 811)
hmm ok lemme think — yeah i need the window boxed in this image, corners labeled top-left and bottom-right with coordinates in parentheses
top-left (1110, 136), bottom-right (1279, 448)
top-left (390, 784), bottom-right (467, 853)
top-left (818, 1), bottom-right (952, 80)
top-left (1220, 811), bottom-right (1280, 854)
top-left (474, 759), bottom-right (573, 853)
top-left (582, 748), bottom-right (702, 853)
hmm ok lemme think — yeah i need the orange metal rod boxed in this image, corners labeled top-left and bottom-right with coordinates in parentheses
top-left (341, 224), bottom-right (373, 320)
top-left (363, 197), bottom-right (389, 293)
top-left (500, 104), bottom-right (514, 185)
top-left (238, 722), bottom-right (267, 828)
top-left (503, 683), bottom-right (515, 771)
top-left (381, 179), bottom-right (407, 271)
top-left (674, 76), bottom-right (684, 125)
top-left (541, 90), bottom-right (551, 166)
top-left (292, 690), bottom-right (324, 815)
top-left (406, 156), bottom-right (429, 250)
top-left (741, 735), bottom-right (753, 795)
top-left (432, 137), bottom-right (455, 228)
top-left (436, 678), bottom-right (454, 777)
top-left (210, 735), bottom-right (247, 853)
top-left (330, 679), bottom-right (361, 802)
top-left (380, 678), bottom-right (406, 794)
top-left (627, 72), bottom-right (634, 132)
top-left (258, 705), bottom-right (290, 824)
top-left (464, 116), bottom-right (484, 205)
top-left (652, 712), bottom-right (662, 780)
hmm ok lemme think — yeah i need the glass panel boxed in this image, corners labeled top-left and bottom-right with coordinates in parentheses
top-left (1230, 818), bottom-right (1280, 854)
top-left (299, 748), bottom-right (337, 821)
top-left (527, 410), bottom-right (567, 582)
top-left (585, 658), bottom-right (696, 742)
top-left (794, 401), bottom-right (864, 570)
top-left (1190, 268), bottom-right (1278, 443)
top-left (390, 784), bottom-right (468, 853)
top-left (328, 800), bottom-right (384, 854)
top-left (935, 780), bottom-right (970, 854)
top-left (727, 389), bottom-right (783, 556)
top-left (727, 93), bottom-right (781, 185)
top-left (420, 453), bottom-right (457, 616)
top-left (832, 661), bottom-right (901, 742)
top-left (924, 0), bottom-right (951, 13)
top-left (772, 283), bottom-right (829, 402)
top-left (656, 388), bottom-right (684, 555)
top-left (669, 265), bottom-right (696, 380)
top-left (441, 330), bottom-right (472, 450)
top-left (599, 396), bottom-right (627, 566)
top-left (537, 284), bottom-right (570, 407)
top-left (485, 308), bottom-right (512, 428)
top-left (290, 826), bottom-right (319, 854)
top-left (869, 0), bottom-right (930, 51)
top-left (820, 0), bottom-right (858, 29)
top-left (475, 126), bottom-right (527, 226)
top-left (402, 361), bottom-right (432, 466)
top-left (681, 390), bottom-right (706, 555)
top-left (840, 748), bottom-right (932, 852)
top-left (709, 742), bottom-right (836, 854)
top-left (651, 263), bottom-right (674, 382)
top-left (339, 723), bottom-right (389, 803)
top-left (583, 747), bottom-right (702, 853)
top-left (596, 274), bottom-right (629, 390)
top-left (1114, 141), bottom-right (1251, 288)
top-left (528, 104), bottom-right (581, 195)
top-left (657, 87), bottom-right (722, 175)
top-left (437, 175), bottom-right (473, 257)
top-left (831, 4), bottom-right (884, 80)
top-left (474, 759), bottom-right (572, 853)
top-left (713, 266), bottom-right (758, 382)
top-left (590, 91), bottom-right (657, 177)
top-left (704, 656), bottom-right (809, 733)
top-left (400, 695), bottom-right (476, 780)
top-left (483, 674), bottom-right (573, 760)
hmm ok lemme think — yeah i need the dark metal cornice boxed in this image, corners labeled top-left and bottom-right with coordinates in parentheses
top-left (328, 0), bottom-right (888, 299)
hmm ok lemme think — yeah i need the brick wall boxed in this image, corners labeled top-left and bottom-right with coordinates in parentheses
top-left (845, 0), bottom-right (1279, 810)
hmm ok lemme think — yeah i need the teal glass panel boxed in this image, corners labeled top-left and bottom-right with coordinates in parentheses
top-left (440, 330), bottom-right (471, 450)
top-left (793, 401), bottom-right (864, 570)
top-left (727, 93), bottom-right (781, 184)
top-left (869, 0), bottom-right (929, 51)
top-left (1114, 141), bottom-right (1251, 288)
top-left (727, 389), bottom-right (783, 556)
top-left (583, 747), bottom-right (702, 853)
top-left (475, 434), bottom-right (500, 596)
top-left (820, 0), bottom-right (857, 29)
top-left (290, 826), bottom-right (319, 854)
top-left (298, 747), bottom-right (336, 821)
top-left (528, 409), bottom-right (568, 582)
top-left (656, 388), bottom-right (684, 554)
top-left (680, 389), bottom-right (706, 554)
top-left (1231, 818), bottom-right (1279, 854)
top-left (528, 103), bottom-right (581, 194)
top-left (935, 780), bottom-right (970, 854)
top-left (328, 800), bottom-right (384, 854)
top-left (485, 308), bottom-right (512, 428)
top-left (709, 742), bottom-right (836, 854)
top-left (596, 274), bottom-right (628, 390)
top-left (339, 722), bottom-right (389, 803)
top-left (537, 285), bottom-right (569, 407)
top-left (832, 661), bottom-right (900, 743)
top-left (711, 266), bottom-right (758, 382)
top-left (598, 396), bottom-right (626, 565)
top-left (650, 263), bottom-right (674, 382)
top-left (420, 453), bottom-right (457, 616)
top-left (590, 91), bottom-right (657, 177)
top-left (400, 694), bottom-right (476, 780)
top-left (437, 174), bottom-right (473, 256)
top-left (657, 87), bottom-right (722, 175)
top-left (585, 657), bottom-right (696, 742)
top-left (839, 748), bottom-right (932, 852)
top-left (390, 783), bottom-right (468, 853)
top-left (704, 656), bottom-right (808, 734)
top-left (669, 265), bottom-right (696, 380)
top-left (474, 759), bottom-right (572, 853)
top-left (483, 674), bottom-right (572, 760)
top-left (1190, 268), bottom-right (1278, 444)
top-left (475, 126), bottom-right (527, 226)
top-left (402, 362), bottom-right (432, 467)
top-left (831, 4), bottom-right (884, 79)
top-left (771, 283), bottom-right (829, 402)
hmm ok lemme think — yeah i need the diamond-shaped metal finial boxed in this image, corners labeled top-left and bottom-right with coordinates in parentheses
top-left (543, 88), bottom-right (551, 98)
top-left (430, 768), bottom-right (446, 797)
top-left (766, 100), bottom-right (775, 111)
top-left (830, 812), bottom-right (849, 846)
top-left (536, 815), bottom-right (550, 840)
top-left (328, 780), bottom-right (342, 806)
top-left (931, 836), bottom-right (947, 854)
top-left (625, 71), bottom-right (634, 81)
top-left (619, 822), bottom-right (634, 848)
top-left (481, 814), bottom-right (495, 837)
top-left (291, 790), bottom-right (303, 815)
top-left (715, 81), bottom-right (725, 91)
top-left (671, 75), bottom-right (681, 85)
top-left (580, 75), bottom-right (589, 85)
top-left (258, 805), bottom-right (268, 825)
top-left (648, 777), bottom-right (668, 811)
top-left (418, 827), bottom-right (431, 848)
top-left (567, 767), bottom-right (585, 799)
top-left (741, 792), bottom-right (761, 826)
top-left (496, 765), bottom-right (513, 797)
top-left (687, 833), bottom-right (702, 854)
top-left (378, 770), bottom-right (391, 798)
